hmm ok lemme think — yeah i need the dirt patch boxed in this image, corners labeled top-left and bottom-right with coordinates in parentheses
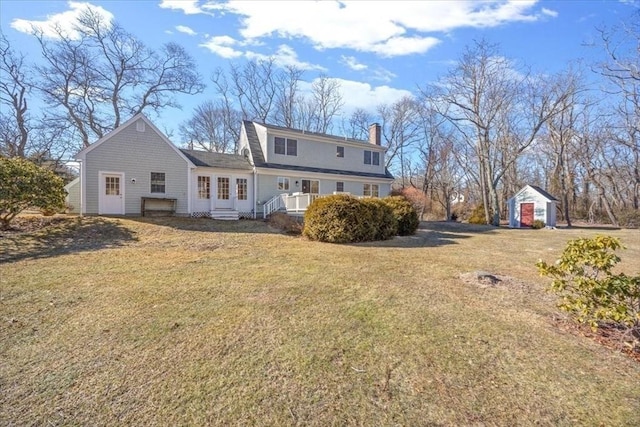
top-left (459, 271), bottom-right (536, 293)
top-left (552, 316), bottom-right (640, 363)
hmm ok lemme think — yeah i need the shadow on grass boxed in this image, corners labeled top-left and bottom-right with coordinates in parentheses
top-left (125, 216), bottom-right (283, 235)
top-left (0, 217), bottom-right (138, 263)
top-left (355, 221), bottom-right (498, 248)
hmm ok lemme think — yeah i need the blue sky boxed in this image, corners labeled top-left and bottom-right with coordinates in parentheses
top-left (1, 0), bottom-right (638, 138)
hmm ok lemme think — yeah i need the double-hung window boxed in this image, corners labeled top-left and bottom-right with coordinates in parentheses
top-left (364, 150), bottom-right (380, 166)
top-left (150, 172), bottom-right (165, 193)
top-left (277, 177), bottom-right (290, 191)
top-left (275, 137), bottom-right (297, 156)
top-left (363, 184), bottom-right (379, 197)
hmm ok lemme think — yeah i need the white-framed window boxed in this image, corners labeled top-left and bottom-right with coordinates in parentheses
top-left (197, 176), bottom-right (210, 199)
top-left (364, 150), bottom-right (380, 166)
top-left (105, 176), bottom-right (120, 195)
top-left (277, 177), bottom-right (290, 191)
top-left (275, 137), bottom-right (297, 156)
top-left (336, 181), bottom-right (344, 192)
top-left (301, 179), bottom-right (319, 194)
top-left (237, 178), bottom-right (248, 200)
top-left (337, 146), bottom-right (344, 158)
top-left (217, 177), bottom-right (230, 200)
top-left (363, 183), bottom-right (379, 197)
top-left (150, 172), bottom-right (165, 193)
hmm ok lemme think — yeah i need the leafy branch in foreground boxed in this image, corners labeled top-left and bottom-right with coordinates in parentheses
top-left (0, 157), bottom-right (65, 230)
top-left (536, 236), bottom-right (640, 349)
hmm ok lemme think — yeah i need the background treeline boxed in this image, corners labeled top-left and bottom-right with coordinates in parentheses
top-left (2, 9), bottom-right (638, 226)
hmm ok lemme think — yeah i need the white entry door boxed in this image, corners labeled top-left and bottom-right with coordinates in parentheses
top-left (99, 172), bottom-right (125, 215)
top-left (216, 176), bottom-right (233, 209)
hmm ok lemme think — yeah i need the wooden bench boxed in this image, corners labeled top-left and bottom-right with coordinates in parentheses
top-left (141, 197), bottom-right (177, 217)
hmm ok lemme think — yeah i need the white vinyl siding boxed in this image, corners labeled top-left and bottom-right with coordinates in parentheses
top-left (82, 119), bottom-right (189, 215)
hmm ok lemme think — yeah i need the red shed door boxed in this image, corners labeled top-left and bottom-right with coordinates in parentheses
top-left (520, 203), bottom-right (534, 227)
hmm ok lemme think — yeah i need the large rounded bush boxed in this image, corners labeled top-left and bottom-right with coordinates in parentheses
top-left (360, 197), bottom-right (397, 241)
top-left (303, 195), bottom-right (373, 243)
top-left (383, 196), bottom-right (419, 236)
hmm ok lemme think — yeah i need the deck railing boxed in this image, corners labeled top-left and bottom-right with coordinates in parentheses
top-left (264, 192), bottom-right (361, 218)
top-left (263, 193), bottom-right (286, 218)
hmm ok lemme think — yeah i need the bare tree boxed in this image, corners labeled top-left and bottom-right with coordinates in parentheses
top-left (218, 58), bottom-right (278, 123)
top-left (179, 101), bottom-right (242, 153)
top-left (31, 9), bottom-right (204, 149)
top-left (341, 108), bottom-right (372, 140)
top-left (539, 69), bottom-right (591, 226)
top-left (595, 15), bottom-right (640, 210)
top-left (308, 75), bottom-right (344, 133)
top-left (378, 96), bottom-right (421, 182)
top-left (414, 94), bottom-right (463, 220)
top-left (435, 40), bottom-right (572, 225)
top-left (0, 33), bottom-right (30, 158)
top-left (273, 65), bottom-right (304, 127)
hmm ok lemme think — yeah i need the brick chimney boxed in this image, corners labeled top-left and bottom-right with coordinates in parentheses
top-left (368, 123), bottom-right (381, 145)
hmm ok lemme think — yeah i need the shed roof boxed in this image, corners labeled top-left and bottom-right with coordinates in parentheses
top-left (509, 185), bottom-right (558, 202)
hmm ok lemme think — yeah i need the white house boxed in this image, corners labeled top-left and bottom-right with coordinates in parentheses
top-left (507, 185), bottom-right (558, 228)
top-left (69, 113), bottom-right (394, 219)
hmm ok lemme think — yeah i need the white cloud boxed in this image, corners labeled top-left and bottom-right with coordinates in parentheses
top-left (200, 35), bottom-right (243, 58)
top-left (175, 25), bottom-right (197, 35)
top-left (341, 56), bottom-right (368, 71)
top-left (370, 68), bottom-right (397, 83)
top-left (370, 36), bottom-right (441, 57)
top-left (204, 1), bottom-right (551, 57)
top-left (246, 45), bottom-right (326, 71)
top-left (332, 79), bottom-right (413, 115)
top-left (10, 1), bottom-right (114, 39)
top-left (159, 0), bottom-right (207, 15)
top-left (541, 8), bottom-right (558, 18)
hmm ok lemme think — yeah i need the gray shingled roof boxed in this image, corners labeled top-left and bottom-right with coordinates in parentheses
top-left (180, 149), bottom-right (253, 170)
top-left (243, 120), bottom-right (266, 166)
top-left (257, 121), bottom-right (371, 145)
top-left (529, 185), bottom-right (558, 201)
top-left (257, 163), bottom-right (394, 179)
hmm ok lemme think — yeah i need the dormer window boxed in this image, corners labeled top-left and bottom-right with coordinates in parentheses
top-left (364, 150), bottom-right (380, 166)
top-left (275, 137), bottom-right (297, 156)
top-left (337, 146), bottom-right (344, 158)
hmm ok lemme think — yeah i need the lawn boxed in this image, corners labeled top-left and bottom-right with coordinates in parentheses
top-left (1, 216), bottom-right (639, 426)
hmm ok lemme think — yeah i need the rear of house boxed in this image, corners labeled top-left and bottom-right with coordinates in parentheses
top-left (239, 121), bottom-right (394, 217)
top-left (76, 115), bottom-right (191, 216)
top-left (73, 114), bottom-right (394, 219)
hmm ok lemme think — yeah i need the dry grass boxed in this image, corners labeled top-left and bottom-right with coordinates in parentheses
top-left (1, 216), bottom-right (639, 426)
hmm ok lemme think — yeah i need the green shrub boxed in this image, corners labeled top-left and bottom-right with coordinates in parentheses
top-left (0, 157), bottom-right (66, 230)
top-left (361, 198), bottom-right (397, 241)
top-left (382, 196), bottom-right (419, 236)
top-left (468, 204), bottom-right (488, 225)
top-left (531, 219), bottom-right (545, 229)
top-left (303, 195), bottom-right (373, 243)
top-left (536, 236), bottom-right (640, 349)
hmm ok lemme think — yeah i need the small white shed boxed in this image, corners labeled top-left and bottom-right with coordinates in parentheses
top-left (64, 177), bottom-right (81, 214)
top-left (507, 185), bottom-right (558, 228)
